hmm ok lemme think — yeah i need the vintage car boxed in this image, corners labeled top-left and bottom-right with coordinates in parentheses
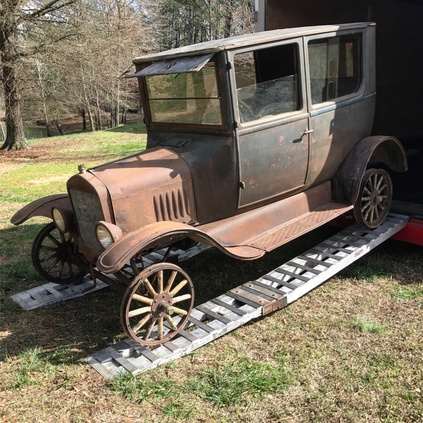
top-left (11, 22), bottom-right (407, 347)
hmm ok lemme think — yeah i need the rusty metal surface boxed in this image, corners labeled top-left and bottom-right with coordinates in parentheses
top-left (10, 194), bottom-right (70, 225)
top-left (237, 115), bottom-right (309, 207)
top-left (147, 133), bottom-right (238, 223)
top-left (201, 182), bottom-right (332, 244)
top-left (90, 148), bottom-right (197, 231)
top-left (334, 136), bottom-right (408, 205)
top-left (96, 220), bottom-right (263, 274)
top-left (67, 171), bottom-right (112, 254)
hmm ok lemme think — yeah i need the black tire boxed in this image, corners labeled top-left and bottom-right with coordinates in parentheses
top-left (353, 168), bottom-right (393, 229)
top-left (31, 222), bottom-right (87, 284)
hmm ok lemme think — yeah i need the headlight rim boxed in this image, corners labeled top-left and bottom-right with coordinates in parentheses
top-left (95, 221), bottom-right (122, 250)
top-left (52, 207), bottom-right (69, 233)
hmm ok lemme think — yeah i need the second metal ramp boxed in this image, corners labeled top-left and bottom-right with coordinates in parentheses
top-left (87, 213), bottom-right (408, 379)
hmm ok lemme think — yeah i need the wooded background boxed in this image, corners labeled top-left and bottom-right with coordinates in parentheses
top-left (0, 0), bottom-right (254, 150)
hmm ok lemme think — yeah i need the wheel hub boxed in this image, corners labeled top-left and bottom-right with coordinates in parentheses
top-left (370, 190), bottom-right (380, 207)
top-left (151, 292), bottom-right (173, 317)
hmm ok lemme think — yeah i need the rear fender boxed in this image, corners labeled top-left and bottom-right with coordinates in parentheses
top-left (96, 221), bottom-right (264, 274)
top-left (10, 194), bottom-right (71, 225)
top-left (334, 136), bottom-right (408, 204)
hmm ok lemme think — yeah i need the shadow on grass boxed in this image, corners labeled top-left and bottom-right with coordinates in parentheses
top-left (338, 238), bottom-right (423, 285)
top-left (0, 223), bottom-right (340, 367)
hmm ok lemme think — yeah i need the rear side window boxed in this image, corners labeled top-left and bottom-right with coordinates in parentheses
top-left (308, 34), bottom-right (361, 104)
top-left (234, 43), bottom-right (301, 123)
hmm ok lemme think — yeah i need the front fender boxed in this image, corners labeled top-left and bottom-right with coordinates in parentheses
top-left (10, 194), bottom-right (71, 225)
top-left (96, 221), bottom-right (209, 274)
top-left (96, 220), bottom-right (265, 274)
top-left (334, 136), bottom-right (408, 204)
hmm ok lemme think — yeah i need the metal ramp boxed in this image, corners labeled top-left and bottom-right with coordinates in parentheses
top-left (87, 213), bottom-right (408, 379)
top-left (11, 246), bottom-right (210, 311)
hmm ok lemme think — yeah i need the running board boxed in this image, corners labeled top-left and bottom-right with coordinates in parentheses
top-left (87, 213), bottom-right (408, 379)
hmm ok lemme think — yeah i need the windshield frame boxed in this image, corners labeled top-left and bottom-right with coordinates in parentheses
top-left (139, 56), bottom-right (226, 131)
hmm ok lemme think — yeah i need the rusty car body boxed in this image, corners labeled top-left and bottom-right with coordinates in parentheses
top-left (11, 23), bottom-right (407, 346)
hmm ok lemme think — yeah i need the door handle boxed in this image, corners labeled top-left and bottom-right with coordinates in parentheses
top-left (303, 128), bottom-right (314, 135)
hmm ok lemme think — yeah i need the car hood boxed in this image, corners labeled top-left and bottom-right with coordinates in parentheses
top-left (85, 147), bottom-right (197, 233)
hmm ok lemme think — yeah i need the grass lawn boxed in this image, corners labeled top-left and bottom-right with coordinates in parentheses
top-left (1, 121), bottom-right (423, 422)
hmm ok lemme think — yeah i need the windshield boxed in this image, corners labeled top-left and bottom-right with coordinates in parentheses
top-left (146, 63), bottom-right (222, 126)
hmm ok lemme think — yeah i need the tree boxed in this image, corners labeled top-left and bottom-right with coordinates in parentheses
top-left (157, 0), bottom-right (254, 50)
top-left (0, 0), bottom-right (77, 151)
top-left (21, 0), bottom-right (155, 133)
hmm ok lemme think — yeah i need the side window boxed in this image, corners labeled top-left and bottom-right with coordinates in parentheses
top-left (234, 43), bottom-right (301, 123)
top-left (308, 34), bottom-right (361, 104)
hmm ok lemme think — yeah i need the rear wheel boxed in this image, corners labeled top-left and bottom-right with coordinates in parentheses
top-left (32, 222), bottom-right (86, 284)
top-left (354, 168), bottom-right (393, 229)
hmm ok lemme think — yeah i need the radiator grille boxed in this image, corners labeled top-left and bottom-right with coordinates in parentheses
top-left (69, 189), bottom-right (104, 251)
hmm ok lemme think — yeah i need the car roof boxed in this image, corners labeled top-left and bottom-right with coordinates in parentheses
top-left (133, 22), bottom-right (374, 64)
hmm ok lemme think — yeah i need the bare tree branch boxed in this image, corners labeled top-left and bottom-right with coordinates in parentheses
top-left (28, 0), bottom-right (76, 19)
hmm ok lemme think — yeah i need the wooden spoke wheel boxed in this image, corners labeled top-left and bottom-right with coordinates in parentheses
top-left (31, 222), bottom-right (86, 284)
top-left (354, 168), bottom-right (393, 229)
top-left (120, 263), bottom-right (195, 347)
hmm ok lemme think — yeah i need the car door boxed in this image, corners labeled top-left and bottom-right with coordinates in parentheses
top-left (305, 30), bottom-right (374, 186)
top-left (231, 40), bottom-right (311, 208)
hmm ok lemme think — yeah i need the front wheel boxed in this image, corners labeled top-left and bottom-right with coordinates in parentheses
top-left (354, 168), bottom-right (393, 229)
top-left (31, 222), bottom-right (87, 284)
top-left (120, 263), bottom-right (194, 347)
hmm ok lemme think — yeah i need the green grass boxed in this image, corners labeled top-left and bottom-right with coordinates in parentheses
top-left (110, 372), bottom-right (177, 403)
top-left (353, 316), bottom-right (386, 334)
top-left (189, 355), bottom-right (291, 407)
top-left (1, 120), bottom-right (146, 203)
top-left (392, 285), bottom-right (423, 301)
top-left (6, 347), bottom-right (52, 390)
top-left (110, 354), bottom-right (290, 408)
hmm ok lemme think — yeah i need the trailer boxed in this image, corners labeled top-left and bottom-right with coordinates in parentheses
top-left (255, 0), bottom-right (423, 245)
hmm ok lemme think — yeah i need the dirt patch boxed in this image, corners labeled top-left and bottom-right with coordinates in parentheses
top-left (0, 139), bottom-right (80, 162)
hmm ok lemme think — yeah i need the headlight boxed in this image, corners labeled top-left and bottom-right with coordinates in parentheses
top-left (52, 207), bottom-right (70, 233)
top-left (95, 221), bottom-right (122, 249)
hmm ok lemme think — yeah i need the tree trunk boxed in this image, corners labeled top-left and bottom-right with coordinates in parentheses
top-left (81, 109), bottom-right (87, 131)
top-left (224, 0), bottom-right (235, 38)
top-left (36, 57), bottom-right (52, 137)
top-left (81, 69), bottom-right (96, 132)
top-left (86, 105), bottom-right (95, 131)
top-left (1, 63), bottom-right (28, 151)
top-left (0, 122), bottom-right (6, 141)
top-left (54, 119), bottom-right (64, 135)
top-left (95, 91), bottom-right (103, 130)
